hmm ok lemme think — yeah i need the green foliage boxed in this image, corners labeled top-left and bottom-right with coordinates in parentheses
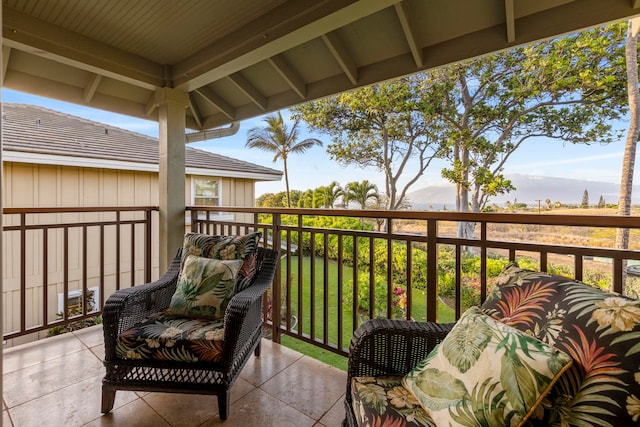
top-left (291, 74), bottom-right (447, 210)
top-left (246, 111), bottom-right (322, 207)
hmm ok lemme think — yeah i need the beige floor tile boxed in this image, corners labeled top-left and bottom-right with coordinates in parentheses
top-left (90, 343), bottom-right (105, 361)
top-left (142, 393), bottom-right (220, 427)
top-left (319, 395), bottom-right (346, 427)
top-left (84, 399), bottom-right (170, 427)
top-left (73, 324), bottom-right (104, 348)
top-left (240, 339), bottom-right (303, 387)
top-left (7, 373), bottom-right (137, 427)
top-left (200, 388), bottom-right (315, 427)
top-left (3, 332), bottom-right (85, 374)
top-left (3, 348), bottom-right (104, 407)
top-left (142, 377), bottom-right (256, 427)
top-left (3, 410), bottom-right (13, 427)
top-left (260, 356), bottom-right (346, 420)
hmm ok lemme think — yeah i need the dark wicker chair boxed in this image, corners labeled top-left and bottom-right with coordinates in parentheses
top-left (342, 319), bottom-right (454, 426)
top-left (101, 246), bottom-right (279, 420)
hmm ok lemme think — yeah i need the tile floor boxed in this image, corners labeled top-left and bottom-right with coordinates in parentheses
top-left (2, 325), bottom-right (347, 427)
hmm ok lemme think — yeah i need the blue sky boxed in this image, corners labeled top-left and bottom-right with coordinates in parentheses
top-left (2, 88), bottom-right (633, 197)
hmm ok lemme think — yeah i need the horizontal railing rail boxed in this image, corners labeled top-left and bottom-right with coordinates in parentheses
top-left (188, 206), bottom-right (640, 358)
top-left (2, 206), bottom-right (158, 341)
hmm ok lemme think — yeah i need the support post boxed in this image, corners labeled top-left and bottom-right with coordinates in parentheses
top-left (156, 88), bottom-right (189, 273)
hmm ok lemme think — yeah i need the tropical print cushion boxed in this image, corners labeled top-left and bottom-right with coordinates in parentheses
top-left (115, 311), bottom-right (225, 362)
top-left (481, 263), bottom-right (640, 427)
top-left (182, 232), bottom-right (262, 291)
top-left (403, 306), bottom-right (573, 427)
top-left (351, 376), bottom-right (436, 427)
top-left (169, 255), bottom-right (242, 320)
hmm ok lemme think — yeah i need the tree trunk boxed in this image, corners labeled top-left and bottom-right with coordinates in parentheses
top-left (283, 157), bottom-right (291, 208)
top-left (616, 18), bottom-right (640, 251)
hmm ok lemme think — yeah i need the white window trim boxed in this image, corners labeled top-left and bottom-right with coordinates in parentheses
top-left (190, 176), bottom-right (233, 222)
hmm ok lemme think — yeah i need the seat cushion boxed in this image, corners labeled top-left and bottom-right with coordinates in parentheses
top-left (481, 263), bottom-right (640, 426)
top-left (182, 232), bottom-right (262, 291)
top-left (351, 376), bottom-right (436, 427)
top-left (116, 311), bottom-right (225, 362)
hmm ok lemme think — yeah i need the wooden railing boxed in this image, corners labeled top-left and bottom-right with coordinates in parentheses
top-left (188, 206), bottom-right (640, 357)
top-left (2, 206), bottom-right (157, 340)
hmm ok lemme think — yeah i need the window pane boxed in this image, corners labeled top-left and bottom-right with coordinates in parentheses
top-left (194, 198), bottom-right (219, 206)
top-left (195, 179), bottom-right (218, 197)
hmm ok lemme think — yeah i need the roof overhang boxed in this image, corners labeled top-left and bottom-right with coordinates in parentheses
top-left (3, 0), bottom-right (638, 130)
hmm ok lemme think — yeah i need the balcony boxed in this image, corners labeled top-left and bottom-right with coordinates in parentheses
top-left (3, 206), bottom-right (640, 425)
top-left (2, 325), bottom-right (346, 426)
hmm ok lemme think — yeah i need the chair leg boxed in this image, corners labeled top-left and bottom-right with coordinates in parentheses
top-left (254, 341), bottom-right (261, 357)
top-left (101, 385), bottom-right (116, 413)
top-left (218, 390), bottom-right (230, 420)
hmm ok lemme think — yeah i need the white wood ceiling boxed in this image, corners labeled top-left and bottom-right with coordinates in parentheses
top-left (2, 0), bottom-right (639, 130)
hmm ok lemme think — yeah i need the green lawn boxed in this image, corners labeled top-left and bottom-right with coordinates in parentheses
top-left (275, 255), bottom-right (455, 370)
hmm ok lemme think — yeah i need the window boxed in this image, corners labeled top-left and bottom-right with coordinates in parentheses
top-left (193, 178), bottom-right (220, 207)
top-left (57, 287), bottom-right (99, 316)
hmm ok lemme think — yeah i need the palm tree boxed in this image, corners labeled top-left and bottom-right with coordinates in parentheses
top-left (345, 180), bottom-right (380, 209)
top-left (314, 181), bottom-right (344, 208)
top-left (246, 112), bottom-right (322, 207)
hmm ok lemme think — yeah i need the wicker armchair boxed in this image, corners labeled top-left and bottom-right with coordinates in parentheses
top-left (101, 246), bottom-right (279, 420)
top-left (343, 319), bottom-right (454, 427)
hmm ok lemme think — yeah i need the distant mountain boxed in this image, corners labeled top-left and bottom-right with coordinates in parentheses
top-left (406, 174), bottom-right (638, 210)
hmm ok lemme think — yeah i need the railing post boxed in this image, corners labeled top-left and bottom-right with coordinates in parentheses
top-left (271, 212), bottom-right (282, 343)
top-left (145, 209), bottom-right (152, 283)
top-left (426, 219), bottom-right (438, 322)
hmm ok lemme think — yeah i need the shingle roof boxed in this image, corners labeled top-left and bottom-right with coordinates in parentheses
top-left (1, 103), bottom-right (282, 180)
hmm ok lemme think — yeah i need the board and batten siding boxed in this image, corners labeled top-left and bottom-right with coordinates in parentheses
top-left (2, 162), bottom-right (256, 345)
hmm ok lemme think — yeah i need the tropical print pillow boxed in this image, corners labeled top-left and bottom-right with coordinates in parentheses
top-left (182, 232), bottom-right (261, 291)
top-left (168, 255), bottom-right (242, 320)
top-left (403, 306), bottom-right (573, 427)
top-left (481, 263), bottom-right (640, 427)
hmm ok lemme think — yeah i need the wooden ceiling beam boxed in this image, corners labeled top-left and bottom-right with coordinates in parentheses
top-left (227, 73), bottom-right (268, 110)
top-left (195, 86), bottom-right (236, 120)
top-left (174, 0), bottom-right (400, 91)
top-left (394, 1), bottom-right (423, 68)
top-left (3, 8), bottom-right (165, 90)
top-left (188, 94), bottom-right (204, 129)
top-left (322, 31), bottom-right (358, 85)
top-left (505, 0), bottom-right (516, 43)
top-left (2, 46), bottom-right (11, 84)
top-left (83, 74), bottom-right (102, 104)
top-left (268, 55), bottom-right (306, 100)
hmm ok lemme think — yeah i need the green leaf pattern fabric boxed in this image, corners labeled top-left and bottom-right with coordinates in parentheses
top-left (481, 263), bottom-right (640, 426)
top-left (116, 311), bottom-right (225, 362)
top-left (181, 232), bottom-right (261, 291)
top-left (403, 307), bottom-right (573, 427)
top-left (168, 255), bottom-right (242, 320)
top-left (351, 376), bottom-right (437, 427)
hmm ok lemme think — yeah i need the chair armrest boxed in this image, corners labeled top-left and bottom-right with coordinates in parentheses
top-left (102, 249), bottom-right (182, 360)
top-left (221, 247), bottom-right (279, 361)
top-left (345, 319), bottom-right (454, 403)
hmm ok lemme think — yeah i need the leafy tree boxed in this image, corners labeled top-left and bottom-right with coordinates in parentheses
top-left (545, 199), bottom-right (552, 209)
top-left (421, 24), bottom-right (627, 237)
top-left (246, 111), bottom-right (323, 207)
top-left (581, 189), bottom-right (590, 208)
top-left (617, 18), bottom-right (640, 251)
top-left (345, 180), bottom-right (380, 209)
top-left (257, 190), bottom-right (302, 208)
top-left (292, 75), bottom-right (446, 210)
top-left (314, 181), bottom-right (344, 208)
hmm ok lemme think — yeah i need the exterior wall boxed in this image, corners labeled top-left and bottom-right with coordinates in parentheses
top-left (3, 162), bottom-right (257, 345)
